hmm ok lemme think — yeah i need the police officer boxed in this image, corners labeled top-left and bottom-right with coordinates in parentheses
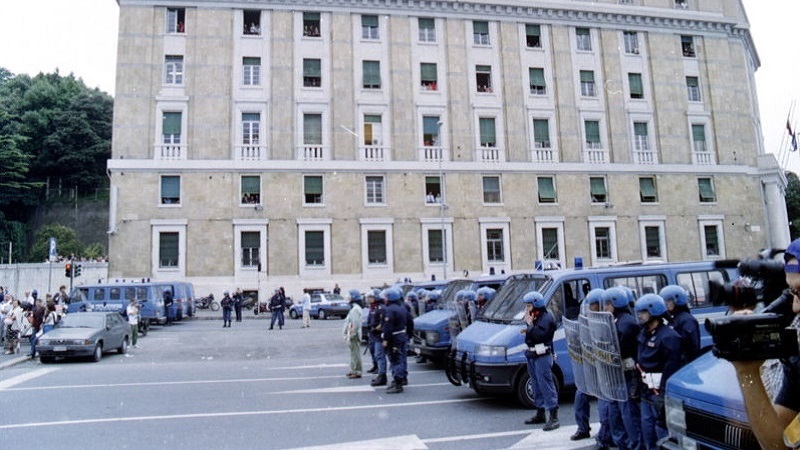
top-left (634, 294), bottom-right (682, 449)
top-left (520, 291), bottom-right (559, 431)
top-left (571, 289), bottom-right (606, 443)
top-left (162, 288), bottom-right (174, 325)
top-left (659, 285), bottom-right (700, 364)
top-left (369, 289), bottom-right (389, 385)
top-left (475, 286), bottom-right (496, 316)
top-left (220, 291), bottom-right (233, 327)
top-left (603, 287), bottom-right (642, 450)
top-left (382, 287), bottom-right (409, 393)
top-left (405, 290), bottom-right (419, 318)
top-left (268, 288), bottom-right (285, 330)
top-left (233, 288), bottom-right (243, 322)
top-left (462, 290), bottom-right (478, 326)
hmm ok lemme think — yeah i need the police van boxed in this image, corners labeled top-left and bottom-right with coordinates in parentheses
top-left (445, 261), bottom-right (735, 407)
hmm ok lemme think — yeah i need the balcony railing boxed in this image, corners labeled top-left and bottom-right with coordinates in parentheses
top-left (296, 145), bottom-right (328, 161)
top-left (583, 147), bottom-right (609, 164)
top-left (236, 145), bottom-right (268, 161)
top-left (155, 144), bottom-right (185, 160)
top-left (418, 146), bottom-right (448, 162)
top-left (359, 145), bottom-right (391, 162)
top-left (531, 146), bottom-right (557, 163)
top-left (633, 150), bottom-right (658, 164)
top-left (477, 146), bottom-right (504, 162)
top-left (693, 151), bottom-right (715, 165)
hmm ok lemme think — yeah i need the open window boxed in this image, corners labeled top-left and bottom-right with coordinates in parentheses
top-left (243, 10), bottom-right (261, 35)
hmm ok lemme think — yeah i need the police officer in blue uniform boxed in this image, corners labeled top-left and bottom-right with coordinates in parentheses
top-left (634, 293), bottom-right (682, 450)
top-left (382, 287), bottom-right (409, 394)
top-left (659, 285), bottom-right (700, 364)
top-left (368, 289), bottom-right (388, 386)
top-left (520, 291), bottom-right (559, 431)
top-left (603, 287), bottom-right (643, 450)
top-left (571, 288), bottom-right (605, 442)
top-left (475, 286), bottom-right (496, 316)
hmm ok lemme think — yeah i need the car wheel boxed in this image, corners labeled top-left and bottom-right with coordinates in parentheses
top-left (210, 301), bottom-right (220, 312)
top-left (318, 310), bottom-right (327, 320)
top-left (515, 370), bottom-right (535, 409)
top-left (40, 356), bottom-right (55, 364)
top-left (118, 337), bottom-right (128, 354)
top-left (289, 309), bottom-right (299, 320)
top-left (92, 343), bottom-right (103, 363)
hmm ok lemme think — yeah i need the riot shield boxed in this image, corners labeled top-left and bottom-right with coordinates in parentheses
top-left (447, 300), bottom-right (467, 339)
top-left (563, 317), bottom-right (586, 394)
top-left (578, 315), bottom-right (600, 397)
top-left (586, 311), bottom-right (628, 402)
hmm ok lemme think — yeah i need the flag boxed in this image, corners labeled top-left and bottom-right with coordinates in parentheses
top-left (788, 119), bottom-right (794, 137)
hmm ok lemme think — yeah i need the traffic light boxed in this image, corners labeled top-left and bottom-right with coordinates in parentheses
top-left (75, 264), bottom-right (82, 278)
top-left (65, 262), bottom-right (72, 278)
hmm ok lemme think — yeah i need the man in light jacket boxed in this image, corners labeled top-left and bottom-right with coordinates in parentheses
top-left (343, 290), bottom-right (363, 379)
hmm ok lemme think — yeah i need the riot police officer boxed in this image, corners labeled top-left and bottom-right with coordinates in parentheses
top-left (571, 289), bottom-right (606, 443)
top-left (603, 287), bottom-right (642, 450)
top-left (659, 285), bottom-right (700, 364)
top-left (368, 289), bottom-right (388, 386)
top-left (462, 290), bottom-right (478, 326)
top-left (162, 288), bottom-right (174, 325)
top-left (634, 294), bottom-right (682, 450)
top-left (405, 290), bottom-right (419, 318)
top-left (382, 287), bottom-right (409, 393)
top-left (520, 291), bottom-right (559, 431)
top-left (475, 286), bottom-right (496, 316)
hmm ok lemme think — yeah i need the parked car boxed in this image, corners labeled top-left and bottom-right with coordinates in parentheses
top-left (37, 312), bottom-right (130, 363)
top-left (288, 292), bottom-right (349, 320)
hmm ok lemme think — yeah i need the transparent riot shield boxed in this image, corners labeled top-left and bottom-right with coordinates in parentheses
top-left (563, 317), bottom-right (586, 394)
top-left (579, 315), bottom-right (600, 398)
top-left (447, 300), bottom-right (467, 339)
top-left (586, 311), bottom-right (628, 402)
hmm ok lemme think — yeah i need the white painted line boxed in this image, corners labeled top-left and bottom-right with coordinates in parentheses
top-left (279, 385), bottom-right (375, 394)
top-left (507, 422), bottom-right (601, 449)
top-left (292, 434), bottom-right (427, 450)
top-left (421, 429), bottom-right (531, 444)
top-left (0, 368), bottom-right (58, 390)
top-left (0, 397), bottom-right (485, 430)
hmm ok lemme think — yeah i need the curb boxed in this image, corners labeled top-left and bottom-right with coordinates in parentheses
top-left (0, 355), bottom-right (31, 370)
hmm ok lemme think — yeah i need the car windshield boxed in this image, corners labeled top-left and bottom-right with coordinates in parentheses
top-left (480, 274), bottom-right (550, 323)
top-left (58, 314), bottom-right (105, 329)
top-left (437, 279), bottom-right (473, 309)
top-left (321, 294), bottom-right (344, 303)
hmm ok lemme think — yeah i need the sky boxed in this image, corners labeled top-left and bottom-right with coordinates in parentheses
top-left (1, 0), bottom-right (798, 172)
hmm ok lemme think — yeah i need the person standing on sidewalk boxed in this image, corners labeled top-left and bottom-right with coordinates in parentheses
top-left (126, 299), bottom-right (140, 348)
top-left (301, 292), bottom-right (312, 328)
top-left (233, 288), bottom-right (243, 322)
top-left (221, 291), bottom-right (233, 328)
top-left (4, 299), bottom-right (22, 354)
top-left (343, 290), bottom-right (363, 379)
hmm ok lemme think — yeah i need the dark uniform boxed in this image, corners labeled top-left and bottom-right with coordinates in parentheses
top-left (269, 291), bottom-right (285, 330)
top-left (522, 292), bottom-right (559, 430)
top-left (607, 290), bottom-right (643, 450)
top-left (382, 291), bottom-right (409, 393)
top-left (163, 289), bottom-right (174, 325)
top-left (668, 307), bottom-right (700, 364)
top-left (220, 293), bottom-right (233, 327)
top-left (233, 290), bottom-right (243, 322)
top-left (368, 300), bottom-right (387, 386)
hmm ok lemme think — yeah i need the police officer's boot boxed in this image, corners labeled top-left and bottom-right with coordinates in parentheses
top-left (367, 365), bottom-right (378, 374)
top-left (524, 408), bottom-right (546, 425)
top-left (543, 408), bottom-right (560, 431)
top-left (385, 378), bottom-right (404, 394)
top-left (370, 373), bottom-right (387, 386)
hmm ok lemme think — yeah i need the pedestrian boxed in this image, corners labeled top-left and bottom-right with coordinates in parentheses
top-left (268, 288), bottom-right (285, 330)
top-left (301, 292), bottom-right (312, 328)
top-left (660, 285), bottom-right (700, 364)
top-left (368, 289), bottom-right (388, 386)
top-left (233, 288), bottom-right (243, 322)
top-left (634, 293), bottom-right (682, 450)
top-left (343, 290), bottom-right (363, 379)
top-left (28, 298), bottom-right (45, 358)
top-left (3, 299), bottom-right (22, 354)
top-left (520, 291), bottom-right (559, 431)
top-left (126, 298), bottom-right (140, 348)
top-left (163, 288), bottom-right (174, 326)
top-left (221, 291), bottom-right (233, 327)
top-left (333, 283), bottom-right (341, 295)
top-left (381, 287), bottom-right (409, 393)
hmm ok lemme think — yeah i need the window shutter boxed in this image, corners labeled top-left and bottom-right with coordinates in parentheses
top-left (303, 59), bottom-right (321, 77)
top-left (419, 18), bottom-right (434, 29)
top-left (303, 114), bottom-right (322, 145)
top-left (162, 112), bottom-right (182, 135)
top-left (363, 61), bottom-right (381, 86)
top-left (585, 121), bottom-right (600, 142)
top-left (483, 176), bottom-right (499, 192)
top-left (590, 178), bottom-right (606, 196)
top-left (242, 113), bottom-right (260, 122)
top-left (692, 124), bottom-right (706, 142)
top-left (423, 117), bottom-right (439, 135)
top-left (686, 76), bottom-right (699, 87)
top-left (530, 68), bottom-right (545, 86)
top-left (639, 177), bottom-right (656, 198)
top-left (629, 73), bottom-right (643, 96)
top-left (526, 24), bottom-right (541, 37)
top-left (576, 28), bottom-right (590, 36)
top-left (161, 176), bottom-right (180, 198)
top-left (533, 119), bottom-right (550, 141)
top-left (580, 70), bottom-right (594, 83)
top-left (698, 178), bottom-right (714, 200)
top-left (473, 21), bottom-right (489, 34)
top-left (305, 176), bottom-right (323, 195)
top-left (538, 177), bottom-right (556, 200)
top-left (304, 12), bottom-right (320, 21)
top-left (242, 176), bottom-right (260, 194)
top-left (479, 118), bottom-right (496, 145)
top-left (243, 57), bottom-right (260, 65)
top-left (634, 122), bottom-right (648, 137)
top-left (241, 231), bottom-right (260, 248)
top-left (421, 63), bottom-right (438, 81)
top-left (362, 15), bottom-right (378, 27)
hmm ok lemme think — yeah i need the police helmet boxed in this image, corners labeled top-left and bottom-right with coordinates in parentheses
top-left (659, 285), bottom-right (688, 307)
top-left (476, 287), bottom-right (496, 302)
top-left (785, 238), bottom-right (800, 264)
top-left (223, 291), bottom-right (230, 296)
top-left (603, 287), bottom-right (629, 309)
top-left (462, 290), bottom-right (477, 303)
top-left (348, 289), bottom-right (362, 302)
top-left (454, 290), bottom-right (466, 301)
top-left (634, 294), bottom-right (668, 317)
top-left (585, 288), bottom-right (605, 306)
top-left (619, 286), bottom-right (636, 304)
top-left (406, 291), bottom-right (419, 301)
top-left (383, 287), bottom-right (403, 302)
top-left (522, 291), bottom-right (546, 309)
top-left (427, 290), bottom-right (441, 302)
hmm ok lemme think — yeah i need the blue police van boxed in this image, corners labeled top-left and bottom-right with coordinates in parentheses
top-left (411, 274), bottom-right (510, 361)
top-left (445, 261), bottom-right (736, 407)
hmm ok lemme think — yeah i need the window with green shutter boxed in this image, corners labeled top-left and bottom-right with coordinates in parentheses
top-left (241, 231), bottom-right (260, 267)
top-left (590, 177), bottom-right (607, 203)
top-left (305, 231), bottom-right (324, 266)
top-left (160, 175), bottom-right (180, 205)
top-left (159, 232), bottom-right (179, 267)
top-left (421, 63), bottom-right (437, 90)
top-left (303, 59), bottom-right (321, 87)
top-left (585, 120), bottom-right (601, 146)
top-left (533, 119), bottom-right (550, 147)
top-left (419, 18), bottom-right (436, 42)
top-left (537, 177), bottom-right (556, 203)
top-left (423, 116), bottom-right (440, 146)
top-left (479, 118), bottom-right (496, 147)
top-left (628, 73), bottom-right (643, 99)
top-left (473, 21), bottom-right (490, 45)
top-left (163, 112), bottom-right (182, 136)
top-left (526, 24), bottom-right (541, 48)
top-left (241, 175), bottom-right (260, 204)
top-left (362, 15), bottom-right (379, 39)
top-left (482, 176), bottom-right (501, 203)
top-left (303, 12), bottom-right (321, 37)
top-left (363, 60), bottom-right (381, 89)
top-left (639, 177), bottom-right (657, 203)
top-left (304, 175), bottom-right (323, 204)
top-left (580, 70), bottom-right (596, 97)
top-left (529, 68), bottom-right (546, 94)
top-left (303, 114), bottom-right (322, 145)
top-left (576, 27), bottom-right (592, 51)
top-left (698, 178), bottom-right (716, 203)
top-left (367, 230), bottom-right (387, 264)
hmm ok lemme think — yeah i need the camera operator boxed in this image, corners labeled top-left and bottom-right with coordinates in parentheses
top-left (732, 240), bottom-right (800, 450)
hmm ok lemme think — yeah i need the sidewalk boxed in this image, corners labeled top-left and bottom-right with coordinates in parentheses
top-left (0, 338), bottom-right (31, 369)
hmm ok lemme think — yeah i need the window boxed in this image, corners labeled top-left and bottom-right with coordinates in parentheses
top-left (529, 68), bottom-right (546, 95)
top-left (422, 116), bottom-right (440, 146)
top-left (698, 178), bottom-right (716, 203)
top-left (526, 24), bottom-right (541, 48)
top-left (479, 118), bottom-right (496, 147)
top-left (703, 225), bottom-right (720, 257)
top-left (159, 232), bottom-right (179, 267)
top-left (421, 63), bottom-right (438, 91)
top-left (242, 112), bottom-right (260, 146)
top-left (428, 229), bottom-right (444, 262)
top-left (639, 177), bottom-right (657, 203)
top-left (167, 8), bottom-right (185, 34)
top-left (243, 57), bottom-right (261, 86)
top-left (165, 55), bottom-right (183, 85)
top-left (243, 10), bottom-right (261, 35)
top-left (241, 175), bottom-right (260, 205)
top-left (162, 111), bottom-right (182, 145)
top-left (686, 76), bottom-right (701, 102)
top-left (580, 70), bottom-right (596, 97)
top-left (361, 15), bottom-right (379, 40)
top-left (303, 59), bottom-right (321, 87)
top-left (303, 113), bottom-right (322, 145)
top-left (365, 176), bottom-right (385, 204)
top-left (305, 231), bottom-right (324, 266)
top-left (419, 18), bottom-right (436, 42)
top-left (594, 227), bottom-right (611, 259)
top-left (486, 229), bottom-right (505, 262)
top-left (160, 175), bottom-right (180, 205)
top-left (634, 122), bottom-right (649, 151)
top-left (425, 176), bottom-right (442, 204)
top-left (623, 31), bottom-right (639, 54)
top-left (644, 226), bottom-right (663, 258)
top-left (542, 228), bottom-right (560, 260)
top-left (681, 35), bottom-right (695, 57)
top-left (241, 231), bottom-right (260, 267)
top-left (590, 177), bottom-right (607, 203)
top-left (473, 21), bottom-right (490, 45)
top-left (482, 176), bottom-right (501, 204)
top-left (362, 60), bottom-right (381, 89)
top-left (692, 124), bottom-right (707, 152)
top-left (537, 176), bottom-right (556, 203)
top-left (584, 120), bottom-right (602, 148)
top-left (628, 73), bottom-right (643, 99)
top-left (676, 270), bottom-right (726, 308)
top-left (304, 175), bottom-right (323, 204)
top-left (367, 230), bottom-right (387, 264)
top-left (576, 28), bottom-right (592, 51)
top-left (303, 12), bottom-right (321, 37)
top-left (675, 0), bottom-right (688, 9)
top-left (476, 65), bottom-right (492, 93)
top-left (363, 115), bottom-right (382, 146)
top-left (533, 119), bottom-right (550, 148)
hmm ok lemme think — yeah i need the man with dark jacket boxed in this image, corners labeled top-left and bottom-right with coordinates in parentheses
top-left (233, 288), bottom-right (243, 322)
top-left (269, 288), bottom-right (285, 330)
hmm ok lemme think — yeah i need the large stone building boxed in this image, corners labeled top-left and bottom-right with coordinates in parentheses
top-left (108, 0), bottom-right (789, 298)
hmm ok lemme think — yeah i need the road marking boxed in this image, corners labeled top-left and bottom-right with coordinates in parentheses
top-left (422, 429), bottom-right (531, 444)
top-left (507, 422), bottom-right (601, 449)
top-left (0, 397), bottom-right (486, 430)
top-left (0, 368), bottom-right (58, 390)
top-left (291, 434), bottom-right (427, 450)
top-left (279, 385), bottom-right (375, 394)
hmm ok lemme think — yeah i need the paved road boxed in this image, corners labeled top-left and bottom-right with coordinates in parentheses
top-left (0, 313), bottom-right (602, 449)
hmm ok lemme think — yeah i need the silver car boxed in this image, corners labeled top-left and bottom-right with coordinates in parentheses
top-left (37, 312), bottom-right (130, 363)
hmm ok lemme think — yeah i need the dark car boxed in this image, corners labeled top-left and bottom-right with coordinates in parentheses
top-left (36, 312), bottom-right (130, 363)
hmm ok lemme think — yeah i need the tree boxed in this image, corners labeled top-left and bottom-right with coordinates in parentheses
top-left (29, 223), bottom-right (83, 262)
top-left (786, 171), bottom-right (800, 240)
